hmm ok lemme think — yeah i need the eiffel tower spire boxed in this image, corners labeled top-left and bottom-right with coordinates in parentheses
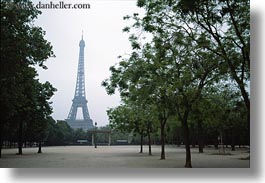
top-left (66, 34), bottom-right (93, 130)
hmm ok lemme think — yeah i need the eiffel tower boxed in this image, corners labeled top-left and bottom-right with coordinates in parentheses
top-left (66, 33), bottom-right (94, 130)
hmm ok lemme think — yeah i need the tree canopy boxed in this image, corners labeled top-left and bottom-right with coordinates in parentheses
top-left (102, 0), bottom-right (249, 167)
top-left (0, 0), bottom-right (56, 157)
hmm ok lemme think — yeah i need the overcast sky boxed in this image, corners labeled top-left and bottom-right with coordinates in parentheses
top-left (34, 0), bottom-right (144, 126)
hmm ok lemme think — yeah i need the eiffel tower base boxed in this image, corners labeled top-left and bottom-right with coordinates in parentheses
top-left (66, 119), bottom-right (93, 130)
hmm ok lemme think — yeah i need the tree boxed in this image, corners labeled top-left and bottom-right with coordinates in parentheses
top-left (102, 0), bottom-right (249, 167)
top-left (0, 0), bottom-right (55, 157)
top-left (177, 0), bottom-right (250, 119)
top-left (107, 102), bottom-right (157, 155)
top-left (56, 121), bottom-right (74, 144)
top-left (135, 0), bottom-right (250, 120)
top-left (190, 82), bottom-right (248, 152)
top-left (31, 81), bottom-right (56, 153)
top-left (118, 0), bottom-right (249, 168)
top-left (103, 43), bottom-right (175, 159)
top-left (44, 119), bottom-right (74, 146)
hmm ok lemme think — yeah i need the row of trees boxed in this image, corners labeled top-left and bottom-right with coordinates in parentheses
top-left (44, 120), bottom-right (111, 146)
top-left (2, 117), bottom-right (136, 148)
top-left (0, 0), bottom-right (56, 157)
top-left (102, 0), bottom-right (249, 167)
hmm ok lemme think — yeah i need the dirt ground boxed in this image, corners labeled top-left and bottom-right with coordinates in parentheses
top-left (0, 145), bottom-right (250, 168)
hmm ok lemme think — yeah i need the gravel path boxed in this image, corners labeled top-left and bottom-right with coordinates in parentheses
top-left (0, 145), bottom-right (250, 168)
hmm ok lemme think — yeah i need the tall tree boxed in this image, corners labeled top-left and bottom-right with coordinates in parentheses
top-left (0, 0), bottom-right (55, 157)
top-left (176, 0), bottom-right (250, 128)
top-left (103, 44), bottom-right (175, 159)
top-left (118, 0), bottom-right (249, 168)
top-left (26, 81), bottom-right (56, 153)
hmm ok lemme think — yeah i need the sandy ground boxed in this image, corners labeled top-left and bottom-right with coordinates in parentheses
top-left (0, 145), bottom-right (249, 168)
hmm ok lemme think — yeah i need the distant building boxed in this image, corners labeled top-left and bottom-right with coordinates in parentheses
top-left (66, 34), bottom-right (94, 130)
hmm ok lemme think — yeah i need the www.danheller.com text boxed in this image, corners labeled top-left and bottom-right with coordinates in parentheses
top-left (35, 1), bottom-right (91, 9)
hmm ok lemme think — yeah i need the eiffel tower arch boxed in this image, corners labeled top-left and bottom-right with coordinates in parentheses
top-left (66, 34), bottom-right (94, 130)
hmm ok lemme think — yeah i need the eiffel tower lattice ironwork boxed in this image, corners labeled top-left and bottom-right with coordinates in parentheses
top-left (66, 34), bottom-right (93, 130)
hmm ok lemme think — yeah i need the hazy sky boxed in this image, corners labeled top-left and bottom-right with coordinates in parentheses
top-left (34, 0), bottom-right (144, 126)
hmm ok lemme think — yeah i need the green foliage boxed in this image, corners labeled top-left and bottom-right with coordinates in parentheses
top-left (108, 101), bottom-right (158, 136)
top-left (45, 120), bottom-right (74, 146)
top-left (102, 0), bottom-right (249, 165)
top-left (0, 0), bottom-right (56, 155)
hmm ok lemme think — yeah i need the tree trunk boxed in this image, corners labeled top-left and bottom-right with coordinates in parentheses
top-left (247, 113), bottom-right (250, 145)
top-left (231, 134), bottom-right (235, 151)
top-left (191, 123), bottom-right (195, 148)
top-left (198, 120), bottom-right (204, 153)
top-left (148, 131), bottom-right (152, 156)
top-left (182, 118), bottom-right (192, 168)
top-left (17, 120), bottom-right (23, 155)
top-left (38, 141), bottom-right (42, 153)
top-left (214, 136), bottom-right (219, 149)
top-left (160, 123), bottom-right (165, 160)
top-left (139, 133), bottom-right (143, 153)
top-left (176, 127), bottom-right (181, 147)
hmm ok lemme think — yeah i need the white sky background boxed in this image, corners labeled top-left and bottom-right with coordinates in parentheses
top-left (34, 0), bottom-right (145, 127)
